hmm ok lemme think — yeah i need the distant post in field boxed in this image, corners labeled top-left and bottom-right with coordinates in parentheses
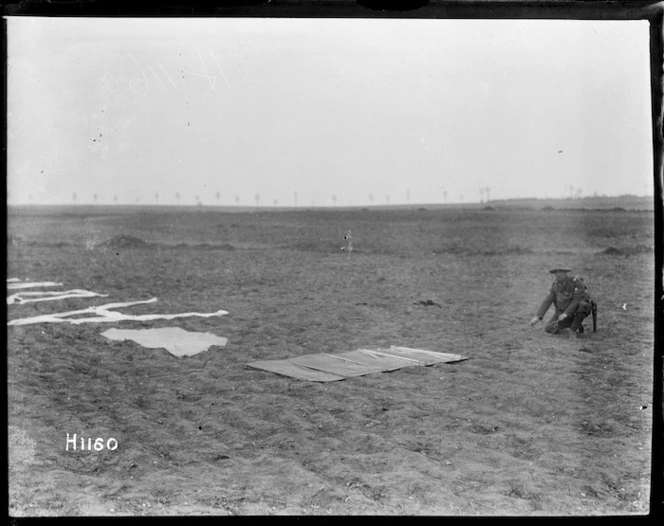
top-left (93, 193), bottom-right (98, 204)
top-left (235, 195), bottom-right (240, 206)
top-left (255, 193), bottom-right (260, 207)
top-left (332, 194), bottom-right (337, 206)
top-left (293, 191), bottom-right (298, 206)
top-left (175, 192), bottom-right (181, 205)
top-left (155, 192), bottom-right (159, 205)
top-left (216, 191), bottom-right (221, 206)
top-left (73, 192), bottom-right (77, 204)
top-left (369, 194), bottom-right (373, 205)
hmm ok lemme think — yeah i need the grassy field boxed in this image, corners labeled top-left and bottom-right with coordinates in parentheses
top-left (7, 205), bottom-right (655, 516)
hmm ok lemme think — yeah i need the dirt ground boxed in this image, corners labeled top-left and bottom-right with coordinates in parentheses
top-left (6, 205), bottom-right (655, 516)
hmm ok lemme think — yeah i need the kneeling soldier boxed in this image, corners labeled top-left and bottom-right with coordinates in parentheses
top-left (529, 267), bottom-right (592, 337)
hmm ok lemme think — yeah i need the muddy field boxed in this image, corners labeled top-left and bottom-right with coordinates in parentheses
top-left (7, 205), bottom-right (655, 516)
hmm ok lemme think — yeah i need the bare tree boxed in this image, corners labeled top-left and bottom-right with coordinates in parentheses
top-left (235, 195), bottom-right (240, 206)
top-left (485, 187), bottom-right (491, 202)
top-left (73, 192), bottom-right (77, 204)
top-left (369, 193), bottom-right (373, 205)
top-left (479, 188), bottom-right (485, 203)
top-left (273, 198), bottom-right (278, 207)
top-left (332, 194), bottom-right (337, 206)
top-left (93, 193), bottom-right (98, 204)
top-left (386, 194), bottom-right (390, 204)
top-left (443, 190), bottom-right (448, 203)
top-left (175, 192), bottom-right (181, 205)
top-left (460, 193), bottom-right (464, 202)
top-left (155, 192), bottom-right (159, 204)
top-left (113, 195), bottom-right (118, 204)
top-left (216, 191), bottom-right (221, 206)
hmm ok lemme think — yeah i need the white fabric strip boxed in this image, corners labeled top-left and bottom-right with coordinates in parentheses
top-left (7, 298), bottom-right (228, 326)
top-left (7, 289), bottom-right (109, 305)
top-left (7, 281), bottom-right (64, 290)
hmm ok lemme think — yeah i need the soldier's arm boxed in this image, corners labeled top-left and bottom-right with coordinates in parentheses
top-left (564, 278), bottom-right (590, 316)
top-left (536, 288), bottom-right (555, 319)
top-left (574, 278), bottom-right (591, 301)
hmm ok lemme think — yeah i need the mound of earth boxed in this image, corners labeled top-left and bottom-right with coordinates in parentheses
top-left (173, 243), bottom-right (236, 251)
top-left (97, 235), bottom-right (149, 249)
top-left (413, 299), bottom-right (442, 308)
top-left (600, 246), bottom-right (624, 255)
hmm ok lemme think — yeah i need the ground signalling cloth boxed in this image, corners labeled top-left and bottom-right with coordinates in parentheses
top-left (246, 346), bottom-right (468, 382)
top-left (102, 327), bottom-right (228, 357)
top-left (7, 298), bottom-right (228, 326)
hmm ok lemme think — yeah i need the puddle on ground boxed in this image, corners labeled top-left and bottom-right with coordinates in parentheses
top-left (101, 327), bottom-right (228, 357)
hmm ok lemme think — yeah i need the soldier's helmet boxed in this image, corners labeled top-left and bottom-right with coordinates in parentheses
top-left (549, 267), bottom-right (571, 274)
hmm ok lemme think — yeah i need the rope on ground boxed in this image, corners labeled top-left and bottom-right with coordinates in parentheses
top-left (470, 320), bottom-right (559, 350)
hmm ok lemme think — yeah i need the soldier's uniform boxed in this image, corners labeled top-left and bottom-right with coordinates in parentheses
top-left (535, 272), bottom-right (592, 334)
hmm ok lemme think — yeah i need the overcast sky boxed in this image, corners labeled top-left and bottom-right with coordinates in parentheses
top-left (7, 17), bottom-right (653, 206)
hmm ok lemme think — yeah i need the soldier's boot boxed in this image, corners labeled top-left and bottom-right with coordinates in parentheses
top-left (570, 312), bottom-right (588, 337)
top-left (546, 315), bottom-right (572, 334)
top-left (545, 318), bottom-right (562, 333)
top-left (544, 321), bottom-right (558, 334)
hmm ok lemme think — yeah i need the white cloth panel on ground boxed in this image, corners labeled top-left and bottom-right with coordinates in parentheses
top-left (7, 289), bottom-right (109, 305)
top-left (7, 298), bottom-right (229, 326)
top-left (7, 281), bottom-right (63, 290)
top-left (101, 327), bottom-right (228, 357)
top-left (246, 346), bottom-right (468, 382)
